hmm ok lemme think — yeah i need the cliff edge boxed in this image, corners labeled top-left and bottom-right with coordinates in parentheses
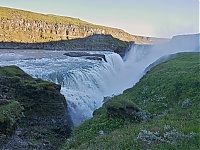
top-left (0, 66), bottom-right (71, 149)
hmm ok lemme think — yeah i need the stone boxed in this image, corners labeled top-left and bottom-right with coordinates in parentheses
top-left (182, 99), bottom-right (192, 108)
top-left (99, 130), bottom-right (104, 135)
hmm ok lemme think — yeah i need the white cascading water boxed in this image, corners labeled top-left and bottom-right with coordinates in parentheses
top-left (0, 50), bottom-right (131, 127)
top-left (0, 34), bottom-right (199, 128)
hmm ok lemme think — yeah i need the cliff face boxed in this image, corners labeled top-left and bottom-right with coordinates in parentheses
top-left (0, 34), bottom-right (132, 54)
top-left (0, 6), bottom-right (157, 44)
top-left (0, 17), bottom-right (105, 43)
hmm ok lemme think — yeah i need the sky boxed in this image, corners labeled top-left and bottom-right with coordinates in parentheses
top-left (0, 0), bottom-right (199, 38)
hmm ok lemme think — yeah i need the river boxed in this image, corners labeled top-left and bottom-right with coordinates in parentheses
top-left (0, 35), bottom-right (198, 127)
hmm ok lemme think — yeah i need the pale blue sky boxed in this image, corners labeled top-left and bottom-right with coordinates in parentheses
top-left (0, 0), bottom-right (199, 38)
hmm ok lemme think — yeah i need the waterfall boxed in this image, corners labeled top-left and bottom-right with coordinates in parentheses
top-left (57, 53), bottom-right (126, 127)
top-left (0, 50), bottom-right (131, 127)
top-left (0, 34), bottom-right (198, 128)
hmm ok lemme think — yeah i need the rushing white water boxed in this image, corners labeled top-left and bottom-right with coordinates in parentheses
top-left (0, 34), bottom-right (199, 128)
top-left (0, 50), bottom-right (130, 127)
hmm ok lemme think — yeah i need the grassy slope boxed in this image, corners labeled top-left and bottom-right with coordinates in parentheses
top-left (60, 53), bottom-right (200, 150)
top-left (0, 99), bottom-right (22, 133)
top-left (0, 6), bottom-right (93, 27)
top-left (0, 6), bottom-right (161, 44)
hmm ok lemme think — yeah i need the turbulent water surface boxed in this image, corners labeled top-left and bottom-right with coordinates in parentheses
top-left (0, 50), bottom-right (130, 127)
top-left (0, 38), bottom-right (198, 127)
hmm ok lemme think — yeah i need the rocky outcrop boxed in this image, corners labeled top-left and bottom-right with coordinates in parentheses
top-left (0, 66), bottom-right (71, 149)
top-left (64, 51), bottom-right (107, 62)
top-left (105, 98), bottom-right (140, 120)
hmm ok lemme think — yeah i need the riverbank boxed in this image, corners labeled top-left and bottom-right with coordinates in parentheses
top-left (0, 66), bottom-right (72, 149)
top-left (60, 53), bottom-right (200, 150)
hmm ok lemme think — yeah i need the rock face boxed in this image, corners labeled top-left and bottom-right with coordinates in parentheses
top-left (0, 66), bottom-right (71, 149)
top-left (64, 51), bottom-right (107, 62)
top-left (0, 6), bottom-right (162, 45)
top-left (0, 34), bottom-right (131, 53)
top-left (0, 34), bottom-right (133, 54)
top-left (0, 17), bottom-right (105, 43)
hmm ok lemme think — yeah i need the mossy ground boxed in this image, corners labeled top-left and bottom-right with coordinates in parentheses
top-left (60, 52), bottom-right (200, 150)
top-left (0, 99), bottom-right (22, 132)
top-left (0, 66), bottom-right (71, 149)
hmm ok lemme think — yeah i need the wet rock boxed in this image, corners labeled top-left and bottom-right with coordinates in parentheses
top-left (85, 56), bottom-right (103, 61)
top-left (64, 52), bottom-right (107, 62)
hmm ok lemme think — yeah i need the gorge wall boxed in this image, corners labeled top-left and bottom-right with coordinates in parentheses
top-left (0, 6), bottom-right (164, 46)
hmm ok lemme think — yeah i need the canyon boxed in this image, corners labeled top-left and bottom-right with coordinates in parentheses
top-left (0, 6), bottom-right (167, 51)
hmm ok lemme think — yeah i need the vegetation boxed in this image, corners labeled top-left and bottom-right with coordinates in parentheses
top-left (0, 99), bottom-right (22, 134)
top-left (60, 52), bottom-right (200, 150)
top-left (0, 6), bottom-right (93, 26)
top-left (0, 66), bottom-right (71, 149)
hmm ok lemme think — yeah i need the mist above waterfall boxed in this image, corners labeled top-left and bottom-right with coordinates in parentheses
top-left (123, 33), bottom-right (199, 78)
top-left (0, 34), bottom-right (199, 128)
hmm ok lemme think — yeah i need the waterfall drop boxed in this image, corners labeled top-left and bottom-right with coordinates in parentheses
top-left (0, 34), bottom-right (198, 128)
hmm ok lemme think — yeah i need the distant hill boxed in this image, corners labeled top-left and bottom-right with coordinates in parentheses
top-left (0, 6), bottom-right (167, 44)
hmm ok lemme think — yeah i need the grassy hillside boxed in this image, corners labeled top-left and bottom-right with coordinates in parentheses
top-left (0, 6), bottom-right (164, 44)
top-left (0, 6), bottom-right (93, 29)
top-left (60, 53), bottom-right (200, 150)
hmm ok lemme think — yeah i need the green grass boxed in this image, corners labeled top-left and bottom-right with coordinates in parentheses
top-left (0, 99), bottom-right (23, 135)
top-left (60, 52), bottom-right (200, 150)
top-left (0, 99), bottom-right (22, 126)
top-left (0, 65), bottom-right (29, 77)
top-left (0, 6), bottom-right (92, 26)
